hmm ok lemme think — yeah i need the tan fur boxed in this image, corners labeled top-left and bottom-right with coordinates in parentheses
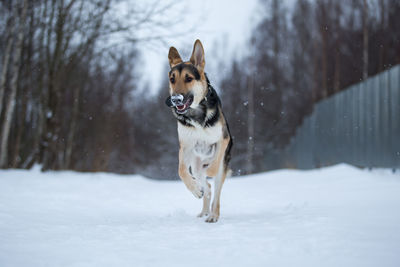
top-left (206, 135), bottom-right (229, 222)
top-left (168, 40), bottom-right (231, 223)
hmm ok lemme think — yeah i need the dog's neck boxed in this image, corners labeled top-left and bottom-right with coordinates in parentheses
top-left (203, 85), bottom-right (212, 103)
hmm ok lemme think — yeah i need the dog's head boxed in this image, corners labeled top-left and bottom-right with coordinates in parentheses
top-left (165, 40), bottom-right (208, 115)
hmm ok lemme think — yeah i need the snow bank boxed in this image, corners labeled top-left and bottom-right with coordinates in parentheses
top-left (0, 164), bottom-right (399, 267)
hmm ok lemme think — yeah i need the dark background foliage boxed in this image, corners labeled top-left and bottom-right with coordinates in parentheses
top-left (0, 0), bottom-right (399, 178)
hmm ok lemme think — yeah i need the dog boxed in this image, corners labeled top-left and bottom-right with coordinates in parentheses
top-left (165, 40), bottom-right (232, 223)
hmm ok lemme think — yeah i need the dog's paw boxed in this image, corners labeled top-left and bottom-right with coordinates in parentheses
top-left (191, 184), bottom-right (204, 199)
top-left (197, 210), bottom-right (209, 218)
top-left (205, 213), bottom-right (219, 223)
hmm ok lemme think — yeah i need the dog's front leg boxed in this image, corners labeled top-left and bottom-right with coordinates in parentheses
top-left (198, 181), bottom-right (211, 217)
top-left (178, 146), bottom-right (204, 198)
top-left (191, 156), bottom-right (211, 217)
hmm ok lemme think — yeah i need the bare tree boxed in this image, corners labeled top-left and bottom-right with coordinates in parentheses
top-left (0, 0), bottom-right (28, 167)
top-left (317, 0), bottom-right (329, 99)
top-left (246, 57), bottom-right (255, 174)
top-left (215, 0), bottom-right (400, 174)
top-left (0, 0), bottom-right (190, 172)
top-left (11, 0), bottom-right (37, 167)
top-left (363, 0), bottom-right (369, 80)
top-left (333, 1), bottom-right (342, 92)
top-left (0, 15), bottom-right (15, 117)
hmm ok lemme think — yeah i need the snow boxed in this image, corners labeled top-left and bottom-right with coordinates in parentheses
top-left (0, 164), bottom-right (399, 267)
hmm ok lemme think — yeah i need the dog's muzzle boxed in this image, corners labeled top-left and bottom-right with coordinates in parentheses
top-left (165, 94), bottom-right (193, 114)
top-left (165, 94), bottom-right (183, 107)
top-left (171, 94), bottom-right (184, 106)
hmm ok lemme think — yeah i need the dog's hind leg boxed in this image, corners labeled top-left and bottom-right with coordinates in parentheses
top-left (204, 137), bottom-right (230, 223)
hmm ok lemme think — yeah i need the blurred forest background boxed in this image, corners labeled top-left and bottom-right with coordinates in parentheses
top-left (0, 0), bottom-right (399, 178)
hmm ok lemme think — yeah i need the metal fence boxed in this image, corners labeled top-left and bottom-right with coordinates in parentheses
top-left (266, 65), bottom-right (400, 169)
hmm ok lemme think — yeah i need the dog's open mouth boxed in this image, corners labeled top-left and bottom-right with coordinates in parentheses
top-left (175, 96), bottom-right (193, 114)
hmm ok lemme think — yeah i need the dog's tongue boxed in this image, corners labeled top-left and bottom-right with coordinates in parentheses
top-left (176, 104), bottom-right (186, 111)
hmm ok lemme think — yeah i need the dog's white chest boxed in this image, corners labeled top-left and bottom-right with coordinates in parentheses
top-left (178, 121), bottom-right (222, 145)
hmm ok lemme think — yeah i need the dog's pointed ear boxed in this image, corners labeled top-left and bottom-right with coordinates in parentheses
top-left (168, 47), bottom-right (183, 68)
top-left (190, 39), bottom-right (205, 71)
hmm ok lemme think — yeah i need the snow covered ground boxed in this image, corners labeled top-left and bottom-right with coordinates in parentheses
top-left (0, 164), bottom-right (399, 267)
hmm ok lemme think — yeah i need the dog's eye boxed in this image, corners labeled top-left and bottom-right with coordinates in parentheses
top-left (170, 77), bottom-right (175, 84)
top-left (185, 76), bottom-right (193, 83)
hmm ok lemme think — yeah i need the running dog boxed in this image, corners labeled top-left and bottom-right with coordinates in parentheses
top-left (165, 40), bottom-right (232, 223)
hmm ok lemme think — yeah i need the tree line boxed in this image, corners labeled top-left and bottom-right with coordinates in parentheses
top-left (219, 0), bottom-right (400, 174)
top-left (140, 0), bottom-right (400, 178)
top-left (1, 0), bottom-right (399, 178)
top-left (0, 0), bottom-right (181, 174)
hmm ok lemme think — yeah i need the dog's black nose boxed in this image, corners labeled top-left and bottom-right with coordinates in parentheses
top-left (171, 94), bottom-right (184, 106)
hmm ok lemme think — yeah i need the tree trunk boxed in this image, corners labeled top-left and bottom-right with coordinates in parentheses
top-left (0, 0), bottom-right (29, 168)
top-left (11, 89), bottom-right (28, 168)
top-left (0, 17), bottom-right (16, 117)
top-left (378, 0), bottom-right (385, 72)
top-left (42, 1), bottom-right (67, 170)
top-left (321, 25), bottom-right (328, 98)
top-left (64, 84), bottom-right (80, 169)
top-left (333, 2), bottom-right (341, 93)
top-left (334, 51), bottom-right (340, 93)
top-left (312, 39), bottom-right (319, 101)
top-left (12, 1), bottom-right (35, 168)
top-left (362, 0), bottom-right (369, 80)
top-left (246, 73), bottom-right (255, 175)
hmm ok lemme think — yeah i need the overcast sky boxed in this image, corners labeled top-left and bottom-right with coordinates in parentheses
top-left (137, 0), bottom-right (259, 93)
